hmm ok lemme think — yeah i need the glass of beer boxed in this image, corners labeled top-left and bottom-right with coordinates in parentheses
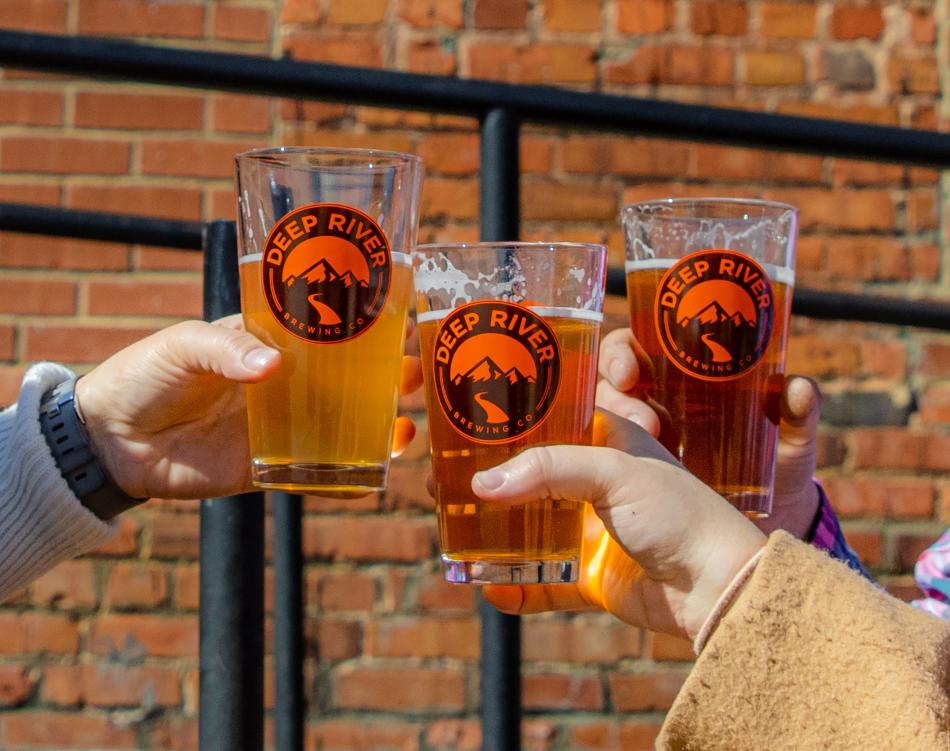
top-left (236, 147), bottom-right (423, 494)
top-left (414, 242), bottom-right (607, 583)
top-left (623, 198), bottom-right (797, 517)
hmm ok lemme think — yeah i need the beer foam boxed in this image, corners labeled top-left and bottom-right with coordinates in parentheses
top-left (624, 258), bottom-right (795, 287)
top-left (416, 306), bottom-right (604, 324)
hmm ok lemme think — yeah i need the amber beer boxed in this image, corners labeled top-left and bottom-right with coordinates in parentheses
top-left (419, 311), bottom-right (599, 567)
top-left (239, 258), bottom-right (412, 492)
top-left (626, 260), bottom-right (793, 515)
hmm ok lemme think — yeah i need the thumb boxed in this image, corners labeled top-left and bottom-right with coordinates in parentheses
top-left (472, 445), bottom-right (627, 507)
top-left (779, 375), bottom-right (821, 448)
top-left (160, 320), bottom-right (281, 383)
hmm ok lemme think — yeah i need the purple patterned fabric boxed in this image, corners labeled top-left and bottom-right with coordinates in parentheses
top-left (912, 528), bottom-right (950, 620)
top-left (808, 482), bottom-right (873, 581)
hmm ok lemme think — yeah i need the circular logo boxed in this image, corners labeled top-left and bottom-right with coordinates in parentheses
top-left (433, 301), bottom-right (561, 444)
top-left (655, 249), bottom-right (774, 381)
top-left (261, 202), bottom-right (391, 343)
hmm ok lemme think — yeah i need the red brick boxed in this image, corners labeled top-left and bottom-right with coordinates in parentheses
top-left (0, 0), bottom-right (67, 32)
top-left (0, 278), bottom-right (75, 315)
top-left (664, 46), bottom-right (734, 86)
top-left (831, 6), bottom-right (884, 41)
top-left (174, 565), bottom-right (200, 611)
top-left (212, 94), bottom-right (271, 134)
top-left (44, 663), bottom-right (181, 707)
top-left (765, 152), bottom-right (826, 183)
top-left (25, 324), bottom-right (157, 364)
top-left (523, 672), bottom-right (603, 711)
top-left (521, 136), bottom-right (553, 174)
top-left (316, 571), bottom-right (376, 611)
top-left (78, 0), bottom-right (205, 38)
top-left (214, 5), bottom-right (271, 42)
top-left (308, 720), bottom-right (421, 751)
top-left (523, 720), bottom-right (556, 751)
top-left (106, 563), bottom-right (169, 609)
top-left (759, 3), bottom-right (815, 38)
top-left (86, 280), bottom-right (202, 318)
top-left (0, 89), bottom-right (63, 125)
top-left (426, 720), bottom-right (480, 750)
top-left (68, 184), bottom-right (202, 221)
top-left (292, 128), bottom-right (414, 153)
top-left (365, 617), bottom-right (479, 659)
top-left (823, 477), bottom-right (934, 519)
top-left (303, 517), bottom-right (434, 562)
top-left (385, 463), bottom-right (434, 511)
top-left (416, 572), bottom-right (476, 612)
top-left (616, 0), bottom-right (673, 34)
top-left (133, 246), bottom-right (203, 272)
top-left (0, 182), bottom-right (61, 205)
top-left (422, 178), bottom-right (479, 220)
top-left (89, 514), bottom-right (140, 556)
top-left (0, 233), bottom-right (128, 271)
top-left (909, 243), bottom-right (941, 281)
top-left (894, 530), bottom-right (942, 572)
top-left (90, 614), bottom-right (198, 657)
top-left (769, 188), bottom-right (894, 231)
top-left (920, 384), bottom-right (950, 424)
top-left (522, 181), bottom-right (616, 221)
top-left (777, 101), bottom-right (899, 126)
top-left (522, 617), bottom-right (641, 663)
top-left (302, 492), bottom-right (380, 513)
top-left (823, 237), bottom-right (908, 282)
top-left (3, 711), bottom-right (137, 749)
top-left (543, 0), bottom-right (600, 32)
top-left (141, 139), bottom-right (263, 179)
top-left (418, 133), bottom-right (479, 175)
top-left (30, 560), bottom-right (98, 609)
top-left (42, 664), bottom-right (82, 706)
top-left (691, 2), bottom-right (747, 35)
top-left (473, 0), bottom-right (527, 29)
top-left (787, 335), bottom-right (860, 378)
top-left (327, 0), bottom-right (388, 25)
top-left (688, 143), bottom-right (766, 181)
top-left (919, 342), bottom-right (950, 377)
top-left (406, 37), bottom-right (458, 75)
top-left (560, 136), bottom-right (690, 178)
top-left (603, 46), bottom-right (661, 85)
top-left (334, 667), bottom-right (465, 712)
top-left (147, 717), bottom-right (198, 751)
top-left (468, 42), bottom-right (597, 85)
top-left (75, 91), bottom-right (205, 130)
top-left (608, 670), bottom-right (687, 711)
top-left (0, 613), bottom-right (79, 654)
top-left (860, 339), bottom-right (907, 379)
top-left (1, 136), bottom-right (130, 175)
top-left (285, 33), bottom-right (382, 67)
top-left (0, 365), bottom-right (27, 405)
top-left (312, 620), bottom-right (363, 660)
top-left (889, 57), bottom-right (940, 95)
top-left (849, 429), bottom-right (950, 472)
top-left (645, 632), bottom-right (694, 661)
top-left (906, 188), bottom-right (939, 232)
top-left (150, 512), bottom-right (201, 559)
top-left (831, 159), bottom-right (903, 187)
top-left (398, 0), bottom-right (463, 28)
top-left (0, 326), bottom-right (14, 361)
top-left (911, 8), bottom-right (935, 44)
top-left (571, 721), bottom-right (663, 751)
top-left (281, 0), bottom-right (320, 23)
top-left (744, 51), bottom-right (806, 86)
top-left (0, 665), bottom-right (34, 707)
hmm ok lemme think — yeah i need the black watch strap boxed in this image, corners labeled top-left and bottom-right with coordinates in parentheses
top-left (38, 378), bottom-right (143, 521)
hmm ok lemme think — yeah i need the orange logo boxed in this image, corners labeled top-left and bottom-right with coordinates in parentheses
top-left (262, 203), bottom-right (391, 343)
top-left (433, 301), bottom-right (561, 443)
top-left (655, 249), bottom-right (774, 381)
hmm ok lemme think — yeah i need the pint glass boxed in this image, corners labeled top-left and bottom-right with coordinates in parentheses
top-left (236, 147), bottom-right (423, 493)
top-left (414, 243), bottom-right (607, 583)
top-left (623, 199), bottom-right (797, 517)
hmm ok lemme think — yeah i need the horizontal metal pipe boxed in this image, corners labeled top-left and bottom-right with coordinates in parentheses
top-left (0, 201), bottom-right (203, 250)
top-left (2, 30), bottom-right (950, 165)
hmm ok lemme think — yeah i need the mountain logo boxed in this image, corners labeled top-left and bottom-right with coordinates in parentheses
top-left (433, 301), bottom-right (560, 443)
top-left (261, 202), bottom-right (391, 343)
top-left (655, 249), bottom-right (774, 381)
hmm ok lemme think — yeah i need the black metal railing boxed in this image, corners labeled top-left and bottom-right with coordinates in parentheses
top-left (2, 28), bottom-right (950, 751)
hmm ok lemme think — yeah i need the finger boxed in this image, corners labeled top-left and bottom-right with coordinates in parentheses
top-left (595, 380), bottom-right (661, 437)
top-left (483, 583), bottom-right (596, 615)
top-left (425, 473), bottom-right (435, 498)
top-left (598, 328), bottom-right (640, 392)
top-left (399, 356), bottom-right (424, 397)
top-left (390, 416), bottom-right (416, 458)
top-left (160, 320), bottom-right (281, 383)
top-left (212, 314), bottom-right (245, 332)
top-left (779, 375), bottom-right (821, 447)
top-left (593, 409), bottom-right (680, 467)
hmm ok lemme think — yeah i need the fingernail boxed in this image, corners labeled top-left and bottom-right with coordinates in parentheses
top-left (608, 359), bottom-right (625, 385)
top-left (474, 468), bottom-right (506, 491)
top-left (243, 347), bottom-right (279, 371)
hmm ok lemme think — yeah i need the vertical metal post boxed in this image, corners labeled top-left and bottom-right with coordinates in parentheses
top-left (200, 219), bottom-right (265, 751)
top-left (273, 491), bottom-right (304, 751)
top-left (479, 108), bottom-right (522, 751)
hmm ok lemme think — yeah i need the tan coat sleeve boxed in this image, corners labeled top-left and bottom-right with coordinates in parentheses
top-left (658, 531), bottom-right (950, 751)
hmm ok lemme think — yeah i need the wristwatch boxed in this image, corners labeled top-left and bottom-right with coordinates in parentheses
top-left (38, 378), bottom-right (143, 521)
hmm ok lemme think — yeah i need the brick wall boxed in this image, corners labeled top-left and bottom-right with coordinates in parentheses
top-left (0, 0), bottom-right (948, 749)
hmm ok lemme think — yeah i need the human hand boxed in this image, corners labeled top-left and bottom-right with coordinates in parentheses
top-left (76, 317), bottom-right (422, 500)
top-left (595, 327), bottom-right (821, 539)
top-left (478, 410), bottom-right (766, 642)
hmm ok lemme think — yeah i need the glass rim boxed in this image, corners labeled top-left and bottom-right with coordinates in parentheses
top-left (622, 197), bottom-right (797, 218)
top-left (413, 241), bottom-right (606, 254)
top-left (235, 146), bottom-right (423, 169)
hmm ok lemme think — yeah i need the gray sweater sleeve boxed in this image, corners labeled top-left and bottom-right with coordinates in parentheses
top-left (0, 363), bottom-right (116, 601)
